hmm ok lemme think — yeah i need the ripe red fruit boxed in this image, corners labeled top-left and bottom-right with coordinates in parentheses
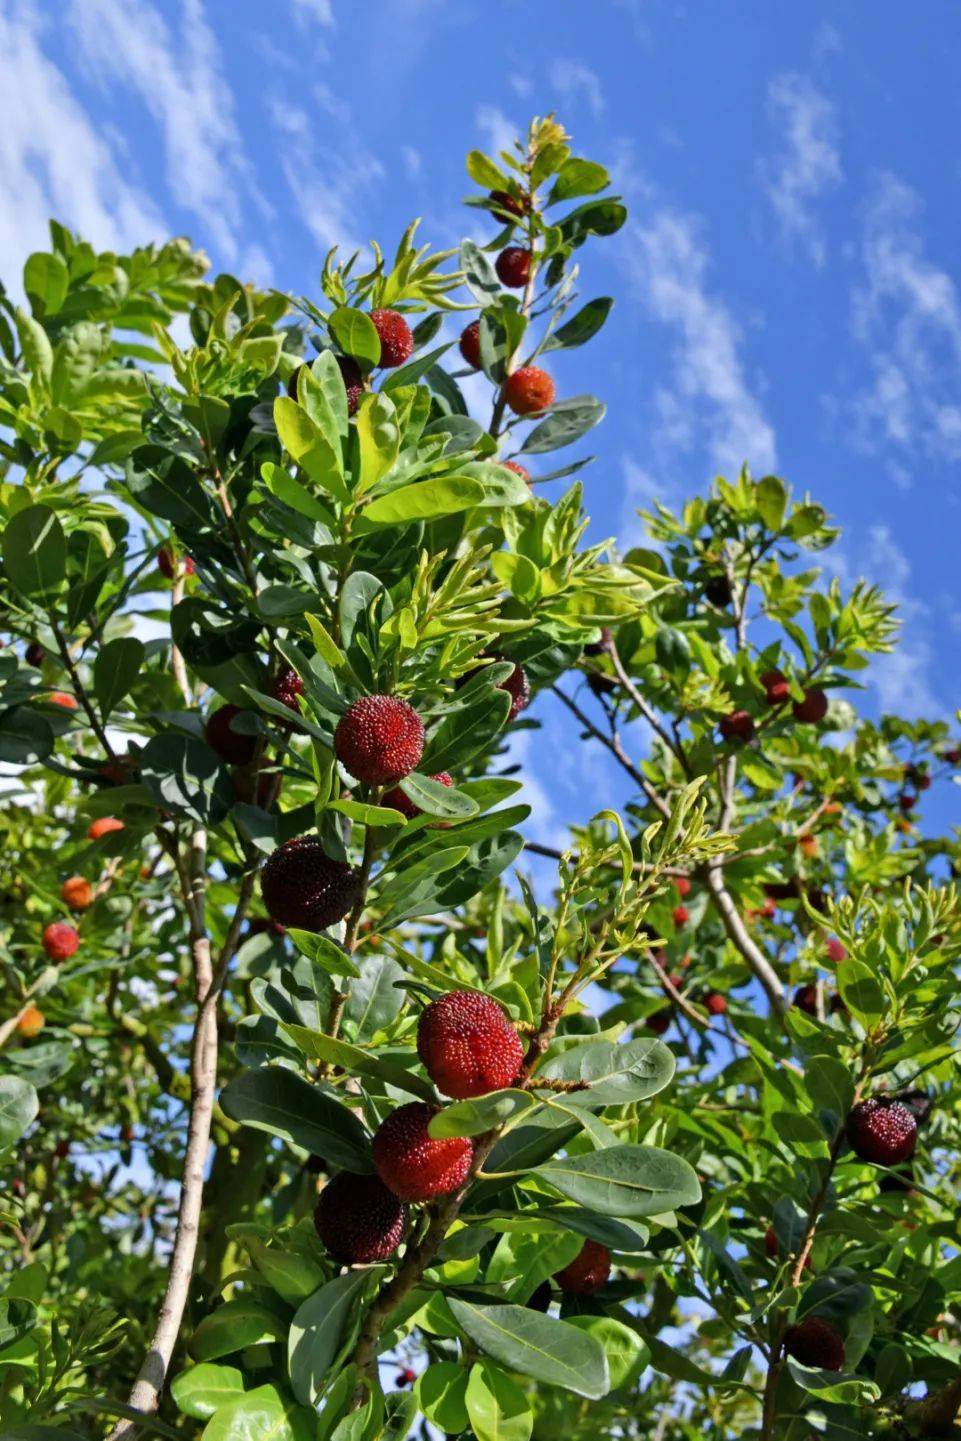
top-left (719, 710), bottom-right (754, 744)
top-left (261, 836), bottom-right (362, 931)
top-left (495, 246), bottom-right (531, 288)
top-left (17, 1005), bottom-right (45, 1038)
top-left (55, 1139), bottom-right (70, 1160)
top-left (944, 748), bottom-right (961, 765)
top-left (825, 937), bottom-right (846, 965)
top-left (370, 309), bottom-right (414, 369)
top-left (383, 771), bottom-right (453, 820)
top-left (898, 792), bottom-right (916, 813)
top-left (43, 922), bottom-right (79, 962)
top-left (760, 668), bottom-right (790, 706)
top-left (674, 876), bottom-right (691, 898)
top-left (504, 366), bottom-right (555, 416)
top-left (205, 704), bottom-right (257, 766)
top-left (847, 1097), bottom-right (917, 1166)
top-left (703, 574), bottom-right (732, 607)
top-left (395, 1367), bottom-right (417, 1387)
top-left (672, 905), bottom-right (689, 927)
top-left (459, 319), bottom-right (481, 369)
top-left (904, 763), bottom-right (931, 790)
top-left (783, 1316), bottom-right (845, 1372)
top-left (88, 816), bottom-right (124, 840)
top-left (61, 876), bottom-right (93, 912)
top-left (334, 695), bottom-right (425, 785)
top-left (793, 688), bottom-right (828, 724)
top-left (646, 1009), bottom-right (671, 1035)
top-left (269, 666), bottom-right (304, 713)
top-left (313, 1171), bottom-right (409, 1263)
top-left (704, 991), bottom-right (727, 1016)
top-left (337, 355), bottom-right (364, 416)
top-left (583, 627), bottom-right (613, 658)
top-left (500, 663), bottom-right (531, 720)
top-left (372, 1102), bottom-right (474, 1201)
top-left (417, 991), bottom-right (524, 1099)
top-left (158, 546), bottom-right (195, 579)
top-left (503, 460), bottom-right (531, 485)
top-left (793, 984), bottom-right (818, 1016)
top-left (488, 189), bottom-right (528, 219)
top-left (25, 641), bottom-right (44, 667)
top-left (49, 692), bottom-right (77, 710)
top-left (553, 1240), bottom-right (611, 1295)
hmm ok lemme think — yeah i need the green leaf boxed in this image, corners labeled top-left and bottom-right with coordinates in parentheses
top-left (2, 505), bottom-right (66, 599)
top-left (564, 1317), bottom-right (648, 1390)
top-left (547, 159), bottom-right (610, 204)
top-left (279, 1027), bottom-right (434, 1102)
top-left (327, 798), bottom-right (406, 827)
top-left (285, 930), bottom-right (360, 981)
top-left (535, 1144), bottom-right (701, 1217)
top-left (756, 475), bottom-right (788, 530)
top-left (460, 241), bottom-right (502, 306)
top-left (219, 1068), bottom-right (372, 1172)
top-left (94, 637), bottom-right (144, 718)
top-left (467, 150), bottom-right (509, 189)
top-left (288, 1270), bottom-right (375, 1405)
top-left (0, 1076), bottom-right (39, 1151)
top-left (837, 960), bottom-right (884, 1025)
top-left (806, 1055), bottom-right (855, 1120)
top-left (544, 298), bottom-right (613, 351)
top-left (520, 397), bottom-right (605, 454)
top-left (171, 1364), bottom-right (245, 1420)
top-left (345, 955), bottom-right (406, 1042)
top-left (416, 1362), bottom-right (469, 1434)
top-left (537, 1037), bottom-right (675, 1107)
top-left (448, 1300), bottom-right (609, 1399)
top-left (261, 462), bottom-right (333, 522)
top-left (202, 1384), bottom-right (315, 1441)
top-left (429, 1090), bottom-right (535, 1138)
top-left (24, 252), bottom-right (69, 316)
top-left (140, 733), bottom-right (234, 826)
top-left (355, 392), bottom-right (401, 493)
top-left (15, 307), bottom-right (53, 384)
top-left (465, 1363), bottom-right (532, 1441)
top-left (191, 1301), bottom-right (287, 1361)
top-left (0, 708), bottom-right (53, 765)
top-left (273, 398), bottom-right (347, 501)
top-left (398, 772), bottom-right (479, 819)
top-left (360, 475), bottom-right (486, 526)
top-left (328, 306), bottom-right (381, 367)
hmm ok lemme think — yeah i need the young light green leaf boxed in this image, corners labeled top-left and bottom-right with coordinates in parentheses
top-left (429, 1089), bottom-right (535, 1138)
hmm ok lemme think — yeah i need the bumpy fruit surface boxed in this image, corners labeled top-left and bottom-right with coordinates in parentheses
top-left (205, 704), bottom-right (257, 766)
top-left (500, 664), bottom-right (530, 720)
top-left (704, 991), bottom-right (727, 1016)
top-left (783, 1316), bottom-right (845, 1372)
top-left (459, 319), bottom-right (481, 368)
top-left (719, 710), bottom-right (754, 744)
top-left (846, 1097), bottom-right (917, 1166)
top-left (88, 816), bottom-right (124, 840)
top-left (334, 695), bottom-right (424, 785)
top-left (825, 937), bottom-right (846, 965)
top-left (417, 990), bottom-right (524, 1099)
top-left (488, 188), bottom-right (528, 218)
top-left (313, 1171), bottom-right (408, 1263)
top-left (674, 876), bottom-right (691, 898)
top-left (260, 836), bottom-right (362, 931)
top-left (17, 1005), bottom-right (45, 1038)
top-left (269, 666), bottom-right (304, 713)
top-left (383, 772), bottom-right (453, 820)
top-left (43, 923), bottom-right (79, 962)
top-left (672, 905), bottom-right (689, 928)
top-left (495, 246), bottom-right (531, 288)
top-left (158, 546), bottom-right (195, 579)
top-left (760, 668), bottom-right (790, 706)
top-left (373, 1103), bottom-right (473, 1201)
top-left (370, 309), bottom-right (413, 368)
top-left (504, 365), bottom-right (555, 416)
top-left (793, 687), bottom-right (828, 724)
top-left (61, 876), bottom-right (92, 911)
top-left (553, 1240), bottom-right (611, 1295)
top-left (337, 355), bottom-right (364, 416)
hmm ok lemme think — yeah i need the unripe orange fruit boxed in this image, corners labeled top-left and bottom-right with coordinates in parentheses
top-left (18, 1005), bottom-right (45, 1038)
top-left (61, 876), bottom-right (93, 911)
top-left (88, 816), bottom-right (124, 840)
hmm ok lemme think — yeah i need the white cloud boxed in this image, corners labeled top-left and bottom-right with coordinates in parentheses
top-left (0, 0), bottom-right (163, 287)
top-left (760, 72), bottom-right (841, 267)
top-left (269, 99), bottom-right (383, 256)
top-left (476, 105), bottom-right (519, 162)
top-left (623, 209), bottom-right (777, 476)
top-left (549, 58), bottom-right (606, 119)
top-left (401, 145), bottom-right (423, 179)
top-left (290, 0), bottom-right (334, 26)
top-left (848, 173), bottom-right (961, 474)
top-left (66, 0), bottom-right (257, 264)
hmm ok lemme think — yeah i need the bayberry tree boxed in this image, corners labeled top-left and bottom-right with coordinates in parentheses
top-left (0, 116), bottom-right (959, 1441)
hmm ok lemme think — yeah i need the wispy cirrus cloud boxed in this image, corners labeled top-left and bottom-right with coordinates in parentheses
top-left (759, 72), bottom-right (841, 267)
top-left (549, 58), bottom-right (606, 118)
top-left (269, 98), bottom-right (384, 258)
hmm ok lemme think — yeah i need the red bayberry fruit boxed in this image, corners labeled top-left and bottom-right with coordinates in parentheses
top-left (898, 792), bottom-right (916, 813)
top-left (334, 695), bottom-right (425, 786)
top-left (158, 546), bottom-right (195, 579)
top-left (646, 1009), bottom-right (671, 1035)
top-left (372, 1102), bottom-right (474, 1201)
top-left (764, 1224), bottom-right (778, 1258)
top-left (672, 905), bottom-right (689, 928)
top-left (54, 1139), bottom-right (70, 1159)
top-left (553, 1240), bottom-right (611, 1295)
top-left (704, 991), bottom-right (727, 1016)
top-left (675, 876), bottom-right (691, 898)
top-left (370, 309), bottom-right (413, 369)
top-left (504, 365), bottom-right (555, 416)
top-left (847, 1097), bottom-right (917, 1166)
top-left (313, 1171), bottom-right (409, 1263)
top-left (246, 916), bottom-right (286, 938)
top-left (459, 319), bottom-right (481, 369)
top-left (495, 246), bottom-right (531, 288)
top-left (583, 627), bottom-right (613, 658)
top-left (260, 836), bottom-right (362, 931)
top-left (49, 692), bottom-right (77, 710)
top-left (61, 876), bottom-right (92, 911)
top-left (503, 460), bottom-right (531, 485)
top-left (25, 641), bottom-right (44, 667)
top-left (719, 710), bottom-right (755, 744)
top-left (760, 668), bottom-right (790, 706)
top-left (944, 748), bottom-right (961, 765)
top-left (383, 771), bottom-right (453, 820)
top-left (17, 1005), bottom-right (45, 1038)
top-left (336, 355), bottom-right (365, 416)
top-left (783, 1316), bottom-right (845, 1372)
top-left (488, 189), bottom-right (528, 219)
top-left (417, 991), bottom-right (524, 1099)
top-left (205, 704), bottom-right (257, 766)
top-left (88, 816), bottom-right (124, 840)
top-left (704, 574), bottom-right (732, 607)
top-left (269, 666), bottom-right (304, 713)
top-left (793, 688), bottom-right (828, 724)
top-left (395, 1367), bottom-right (417, 1387)
top-left (793, 984), bottom-right (818, 1016)
top-left (825, 937), bottom-right (846, 965)
top-left (500, 663), bottom-right (530, 720)
top-left (43, 922), bottom-right (79, 962)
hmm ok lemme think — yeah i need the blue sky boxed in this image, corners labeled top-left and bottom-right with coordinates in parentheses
top-left (3, 0), bottom-right (960, 843)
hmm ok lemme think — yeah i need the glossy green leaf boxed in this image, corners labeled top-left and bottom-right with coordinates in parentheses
top-left (191, 1301), bottom-right (286, 1361)
top-left (328, 306), bottom-right (381, 367)
top-left (537, 1037), bottom-right (675, 1107)
top-left (2, 505), bottom-right (66, 599)
top-left (170, 1363), bottom-right (245, 1420)
top-left (535, 1144), bottom-right (701, 1217)
top-left (219, 1067), bottom-right (372, 1172)
top-left (0, 1076), bottom-right (39, 1151)
top-left (429, 1089), bottom-right (535, 1138)
top-left (465, 1362), bottom-right (532, 1441)
top-left (448, 1300), bottom-right (609, 1399)
top-left (94, 637), bottom-right (144, 717)
top-left (202, 1384), bottom-right (315, 1441)
top-left (288, 1270), bottom-right (375, 1404)
top-left (520, 397), bottom-right (605, 454)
